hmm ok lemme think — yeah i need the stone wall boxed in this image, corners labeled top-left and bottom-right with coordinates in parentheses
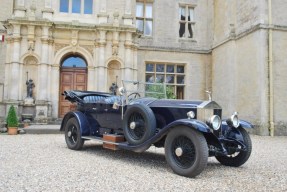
top-left (273, 30), bottom-right (287, 136)
top-left (138, 0), bottom-right (212, 52)
top-left (212, 1), bottom-right (270, 135)
top-left (212, 0), bottom-right (287, 135)
top-left (0, 0), bottom-right (13, 22)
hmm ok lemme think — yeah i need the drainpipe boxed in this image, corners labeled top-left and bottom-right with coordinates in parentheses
top-left (268, 0), bottom-right (275, 136)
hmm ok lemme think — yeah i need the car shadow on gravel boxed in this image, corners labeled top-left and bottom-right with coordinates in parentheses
top-left (82, 143), bottom-right (169, 169)
top-left (78, 142), bottom-right (235, 175)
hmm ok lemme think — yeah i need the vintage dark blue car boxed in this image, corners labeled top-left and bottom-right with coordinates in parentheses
top-left (60, 81), bottom-right (253, 177)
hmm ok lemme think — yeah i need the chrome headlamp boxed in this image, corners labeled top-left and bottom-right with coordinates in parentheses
top-left (227, 112), bottom-right (240, 128)
top-left (187, 111), bottom-right (195, 119)
top-left (207, 115), bottom-right (221, 130)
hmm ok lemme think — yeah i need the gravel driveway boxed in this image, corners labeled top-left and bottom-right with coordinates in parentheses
top-left (0, 134), bottom-right (286, 192)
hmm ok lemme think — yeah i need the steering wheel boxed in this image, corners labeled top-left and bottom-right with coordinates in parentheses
top-left (127, 92), bottom-right (141, 101)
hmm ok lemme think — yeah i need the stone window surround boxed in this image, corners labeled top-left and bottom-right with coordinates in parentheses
top-left (136, 0), bottom-right (154, 36)
top-left (145, 62), bottom-right (185, 99)
top-left (179, 3), bottom-right (196, 39)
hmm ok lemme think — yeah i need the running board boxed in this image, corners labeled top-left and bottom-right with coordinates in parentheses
top-left (82, 134), bottom-right (126, 150)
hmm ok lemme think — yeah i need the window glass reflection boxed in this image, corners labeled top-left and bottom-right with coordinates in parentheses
top-left (166, 75), bottom-right (175, 84)
top-left (62, 56), bottom-right (87, 67)
top-left (156, 75), bottom-right (164, 83)
top-left (166, 65), bottom-right (174, 73)
top-left (156, 64), bottom-right (164, 72)
top-left (145, 3), bottom-right (153, 18)
top-left (84, 0), bottom-right (93, 14)
top-left (146, 64), bottom-right (154, 72)
top-left (60, 0), bottom-right (69, 12)
top-left (146, 74), bottom-right (154, 83)
top-left (189, 8), bottom-right (194, 21)
top-left (145, 20), bottom-right (152, 36)
top-left (179, 7), bottom-right (185, 20)
top-left (72, 0), bottom-right (81, 13)
top-left (136, 20), bottom-right (144, 32)
top-left (136, 2), bottom-right (144, 17)
top-left (177, 66), bottom-right (184, 73)
top-left (177, 76), bottom-right (185, 84)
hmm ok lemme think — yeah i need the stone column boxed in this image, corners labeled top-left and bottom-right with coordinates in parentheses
top-left (97, 30), bottom-right (107, 91)
top-left (10, 24), bottom-right (21, 101)
top-left (50, 65), bottom-right (59, 118)
top-left (87, 66), bottom-right (95, 91)
top-left (133, 44), bottom-right (138, 81)
top-left (47, 39), bottom-right (54, 101)
top-left (124, 32), bottom-right (133, 81)
top-left (94, 37), bottom-right (99, 91)
top-left (34, 26), bottom-right (50, 123)
top-left (4, 38), bottom-right (12, 100)
top-left (38, 26), bottom-right (50, 101)
top-left (123, 0), bottom-right (133, 25)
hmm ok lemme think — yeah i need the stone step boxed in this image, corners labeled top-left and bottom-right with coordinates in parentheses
top-left (23, 124), bottom-right (61, 134)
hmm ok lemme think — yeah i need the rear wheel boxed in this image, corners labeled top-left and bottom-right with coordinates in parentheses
top-left (165, 127), bottom-right (208, 177)
top-left (215, 127), bottom-right (252, 167)
top-left (123, 104), bottom-right (156, 145)
top-left (65, 117), bottom-right (84, 150)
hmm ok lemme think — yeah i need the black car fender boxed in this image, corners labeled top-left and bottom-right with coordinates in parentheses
top-left (163, 119), bottom-right (212, 133)
top-left (60, 111), bottom-right (91, 136)
top-left (239, 120), bottom-right (254, 129)
top-left (163, 119), bottom-right (228, 154)
top-left (221, 119), bottom-right (253, 134)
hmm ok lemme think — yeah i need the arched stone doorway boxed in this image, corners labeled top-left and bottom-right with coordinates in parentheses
top-left (59, 54), bottom-right (88, 118)
top-left (107, 60), bottom-right (121, 93)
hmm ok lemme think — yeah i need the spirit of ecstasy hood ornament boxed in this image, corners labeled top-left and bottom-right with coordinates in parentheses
top-left (205, 90), bottom-right (212, 101)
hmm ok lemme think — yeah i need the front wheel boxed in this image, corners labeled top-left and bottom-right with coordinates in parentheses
top-left (164, 127), bottom-right (208, 178)
top-left (65, 117), bottom-right (84, 150)
top-left (215, 127), bottom-right (252, 167)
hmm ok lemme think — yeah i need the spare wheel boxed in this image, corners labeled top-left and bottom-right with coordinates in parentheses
top-left (123, 103), bottom-right (156, 145)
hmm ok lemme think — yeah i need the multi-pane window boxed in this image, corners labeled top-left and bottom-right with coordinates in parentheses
top-left (136, 0), bottom-right (153, 36)
top-left (146, 63), bottom-right (185, 99)
top-left (179, 5), bottom-right (195, 38)
top-left (60, 0), bottom-right (93, 14)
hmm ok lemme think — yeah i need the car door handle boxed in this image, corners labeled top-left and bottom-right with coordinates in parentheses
top-left (92, 108), bottom-right (97, 110)
top-left (104, 109), bottom-right (108, 112)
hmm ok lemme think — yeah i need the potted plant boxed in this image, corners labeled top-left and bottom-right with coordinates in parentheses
top-left (23, 119), bottom-right (31, 128)
top-left (6, 105), bottom-right (19, 135)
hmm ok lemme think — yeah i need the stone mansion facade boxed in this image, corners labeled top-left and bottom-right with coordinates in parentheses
top-left (0, 0), bottom-right (286, 136)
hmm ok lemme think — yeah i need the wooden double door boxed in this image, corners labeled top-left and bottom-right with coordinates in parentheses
top-left (59, 68), bottom-right (87, 118)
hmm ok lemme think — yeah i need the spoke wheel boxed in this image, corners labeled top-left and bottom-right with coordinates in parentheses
top-left (123, 104), bottom-right (156, 145)
top-left (171, 136), bottom-right (196, 169)
top-left (215, 127), bottom-right (252, 167)
top-left (127, 112), bottom-right (145, 140)
top-left (165, 127), bottom-right (208, 178)
top-left (65, 117), bottom-right (84, 150)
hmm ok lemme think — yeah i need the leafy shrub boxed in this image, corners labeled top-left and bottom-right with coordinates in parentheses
top-left (145, 83), bottom-right (176, 99)
top-left (6, 105), bottom-right (19, 127)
